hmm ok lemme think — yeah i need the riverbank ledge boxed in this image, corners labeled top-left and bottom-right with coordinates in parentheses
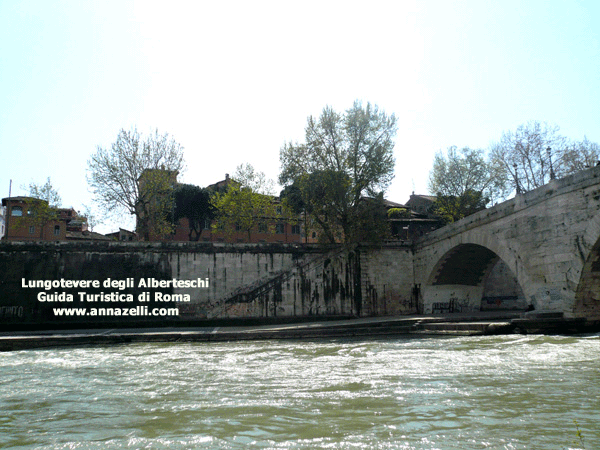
top-left (1, 312), bottom-right (598, 351)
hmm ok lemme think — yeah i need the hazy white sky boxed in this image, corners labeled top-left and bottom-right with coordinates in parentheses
top-left (1, 0), bottom-right (599, 232)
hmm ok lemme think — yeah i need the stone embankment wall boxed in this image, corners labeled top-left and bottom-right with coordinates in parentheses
top-left (0, 241), bottom-right (415, 329)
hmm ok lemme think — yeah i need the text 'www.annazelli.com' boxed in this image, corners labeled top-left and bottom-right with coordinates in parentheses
top-left (53, 306), bottom-right (179, 317)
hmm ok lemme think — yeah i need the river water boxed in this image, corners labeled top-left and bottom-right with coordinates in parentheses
top-left (1, 334), bottom-right (599, 450)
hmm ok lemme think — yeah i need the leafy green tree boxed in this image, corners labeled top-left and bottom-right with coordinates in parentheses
top-left (279, 183), bottom-right (309, 243)
top-left (87, 127), bottom-right (185, 240)
top-left (294, 170), bottom-right (350, 243)
top-left (429, 146), bottom-right (506, 202)
top-left (172, 184), bottom-right (214, 241)
top-left (279, 101), bottom-right (397, 244)
top-left (432, 190), bottom-right (489, 224)
top-left (387, 207), bottom-right (411, 219)
top-left (210, 164), bottom-right (283, 241)
top-left (136, 169), bottom-right (178, 240)
top-left (429, 146), bottom-right (506, 221)
top-left (351, 193), bottom-right (390, 244)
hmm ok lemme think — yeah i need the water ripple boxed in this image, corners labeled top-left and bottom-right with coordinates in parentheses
top-left (1, 335), bottom-right (598, 449)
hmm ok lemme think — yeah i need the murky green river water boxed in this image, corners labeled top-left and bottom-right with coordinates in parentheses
top-left (1, 334), bottom-right (599, 449)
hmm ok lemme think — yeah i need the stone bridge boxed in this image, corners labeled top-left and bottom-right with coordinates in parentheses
top-left (2, 167), bottom-right (600, 330)
top-left (413, 165), bottom-right (600, 320)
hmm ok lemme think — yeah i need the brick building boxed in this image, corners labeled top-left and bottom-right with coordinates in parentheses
top-left (1, 196), bottom-right (93, 241)
top-left (171, 174), bottom-right (303, 243)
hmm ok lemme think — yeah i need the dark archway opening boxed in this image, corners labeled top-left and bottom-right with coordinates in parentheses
top-left (430, 244), bottom-right (527, 312)
top-left (574, 236), bottom-right (600, 319)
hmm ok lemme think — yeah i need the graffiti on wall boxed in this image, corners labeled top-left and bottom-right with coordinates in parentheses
top-left (431, 297), bottom-right (471, 314)
top-left (0, 306), bottom-right (24, 319)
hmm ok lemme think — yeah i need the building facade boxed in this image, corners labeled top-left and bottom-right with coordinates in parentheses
top-left (1, 196), bottom-right (89, 241)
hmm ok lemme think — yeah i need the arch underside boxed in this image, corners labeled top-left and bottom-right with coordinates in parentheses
top-left (574, 237), bottom-right (600, 319)
top-left (425, 244), bottom-right (527, 314)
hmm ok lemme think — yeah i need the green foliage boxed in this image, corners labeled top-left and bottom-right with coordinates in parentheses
top-left (279, 101), bottom-right (397, 245)
top-left (210, 164), bottom-right (286, 240)
top-left (296, 170), bottom-right (350, 244)
top-left (351, 194), bottom-right (391, 244)
top-left (387, 207), bottom-right (411, 219)
top-left (429, 146), bottom-right (506, 205)
top-left (279, 184), bottom-right (304, 215)
top-left (136, 169), bottom-right (178, 240)
top-left (573, 419), bottom-right (585, 449)
top-left (428, 146), bottom-right (506, 222)
top-left (172, 184), bottom-right (214, 241)
top-left (432, 189), bottom-right (489, 224)
top-left (210, 183), bottom-right (277, 240)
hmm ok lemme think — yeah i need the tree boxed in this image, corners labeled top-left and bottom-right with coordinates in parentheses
top-left (233, 162), bottom-right (275, 195)
top-left (87, 127), bottom-right (185, 240)
top-left (210, 164), bottom-right (283, 241)
top-left (286, 170), bottom-right (350, 244)
top-left (279, 101), bottom-right (397, 244)
top-left (432, 190), bottom-right (489, 224)
top-left (559, 136), bottom-right (600, 174)
top-left (28, 177), bottom-right (61, 207)
top-left (490, 121), bottom-right (566, 193)
top-left (428, 146), bottom-right (507, 222)
top-left (80, 204), bottom-right (99, 232)
top-left (172, 184), bottom-right (214, 241)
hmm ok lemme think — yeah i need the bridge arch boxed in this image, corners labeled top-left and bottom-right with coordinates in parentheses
top-left (420, 232), bottom-right (532, 314)
top-left (573, 210), bottom-right (600, 319)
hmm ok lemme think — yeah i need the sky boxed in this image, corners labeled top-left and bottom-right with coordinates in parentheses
top-left (1, 0), bottom-right (599, 233)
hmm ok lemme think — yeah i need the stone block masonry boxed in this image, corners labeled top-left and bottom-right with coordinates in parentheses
top-left (0, 241), bottom-right (415, 330)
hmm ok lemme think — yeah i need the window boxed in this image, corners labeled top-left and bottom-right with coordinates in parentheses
top-left (11, 206), bottom-right (22, 217)
top-left (203, 219), bottom-right (211, 230)
top-left (275, 223), bottom-right (285, 234)
top-left (54, 225), bottom-right (60, 236)
top-left (235, 223), bottom-right (242, 231)
top-left (292, 224), bottom-right (300, 234)
top-left (258, 222), bottom-right (267, 233)
top-left (29, 226), bottom-right (35, 234)
top-left (276, 206), bottom-right (282, 215)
